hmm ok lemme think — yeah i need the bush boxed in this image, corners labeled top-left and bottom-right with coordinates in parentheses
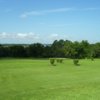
top-left (73, 59), bottom-right (79, 65)
top-left (50, 58), bottom-right (55, 65)
top-left (56, 59), bottom-right (60, 63)
top-left (56, 58), bottom-right (63, 63)
top-left (59, 59), bottom-right (63, 63)
top-left (91, 57), bottom-right (94, 61)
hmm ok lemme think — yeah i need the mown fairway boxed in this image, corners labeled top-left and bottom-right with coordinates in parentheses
top-left (0, 59), bottom-right (100, 100)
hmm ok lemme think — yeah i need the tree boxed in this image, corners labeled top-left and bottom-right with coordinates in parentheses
top-left (51, 40), bottom-right (64, 57)
top-left (9, 45), bottom-right (27, 57)
top-left (93, 43), bottom-right (100, 58)
top-left (43, 46), bottom-right (53, 58)
top-left (27, 43), bottom-right (44, 58)
top-left (0, 40), bottom-right (100, 58)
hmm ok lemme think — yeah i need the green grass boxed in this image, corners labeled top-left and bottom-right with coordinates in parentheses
top-left (0, 59), bottom-right (100, 100)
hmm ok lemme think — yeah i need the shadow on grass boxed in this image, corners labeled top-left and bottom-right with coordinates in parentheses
top-left (75, 64), bottom-right (80, 66)
top-left (52, 64), bottom-right (56, 66)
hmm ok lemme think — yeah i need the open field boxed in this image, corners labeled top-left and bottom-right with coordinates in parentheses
top-left (0, 59), bottom-right (100, 100)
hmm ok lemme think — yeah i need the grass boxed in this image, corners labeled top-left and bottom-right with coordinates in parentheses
top-left (0, 59), bottom-right (100, 100)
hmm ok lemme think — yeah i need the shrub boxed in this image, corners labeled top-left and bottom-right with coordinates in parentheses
top-left (91, 57), bottom-right (94, 61)
top-left (56, 59), bottom-right (60, 63)
top-left (56, 58), bottom-right (63, 63)
top-left (73, 59), bottom-right (79, 65)
top-left (50, 58), bottom-right (55, 65)
top-left (59, 59), bottom-right (63, 63)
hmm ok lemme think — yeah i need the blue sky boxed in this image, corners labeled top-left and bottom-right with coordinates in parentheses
top-left (0, 0), bottom-right (100, 44)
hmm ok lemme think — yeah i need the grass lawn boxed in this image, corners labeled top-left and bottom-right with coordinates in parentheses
top-left (0, 59), bottom-right (100, 100)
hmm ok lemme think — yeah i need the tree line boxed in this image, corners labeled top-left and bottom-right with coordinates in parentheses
top-left (0, 40), bottom-right (100, 58)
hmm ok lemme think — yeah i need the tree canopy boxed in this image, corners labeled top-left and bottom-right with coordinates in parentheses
top-left (0, 40), bottom-right (100, 58)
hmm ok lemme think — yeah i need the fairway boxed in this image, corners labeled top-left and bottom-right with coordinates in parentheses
top-left (0, 59), bottom-right (100, 100)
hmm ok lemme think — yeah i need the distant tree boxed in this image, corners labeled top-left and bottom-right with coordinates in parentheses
top-left (0, 40), bottom-right (100, 58)
top-left (93, 43), bottom-right (100, 58)
top-left (0, 46), bottom-right (10, 57)
top-left (43, 46), bottom-right (53, 58)
top-left (9, 45), bottom-right (27, 57)
top-left (27, 43), bottom-right (44, 58)
top-left (0, 46), bottom-right (5, 57)
top-left (63, 40), bottom-right (74, 58)
top-left (51, 40), bottom-right (65, 57)
top-left (72, 41), bottom-right (90, 59)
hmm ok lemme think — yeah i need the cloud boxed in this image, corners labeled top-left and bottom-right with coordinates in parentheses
top-left (0, 32), bottom-right (85, 44)
top-left (20, 11), bottom-right (43, 18)
top-left (50, 33), bottom-right (59, 40)
top-left (49, 33), bottom-right (69, 41)
top-left (0, 32), bottom-right (39, 40)
top-left (20, 8), bottom-right (74, 18)
top-left (0, 32), bottom-right (8, 38)
top-left (20, 7), bottom-right (100, 18)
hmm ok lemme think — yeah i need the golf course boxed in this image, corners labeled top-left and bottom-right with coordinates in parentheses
top-left (0, 59), bottom-right (100, 100)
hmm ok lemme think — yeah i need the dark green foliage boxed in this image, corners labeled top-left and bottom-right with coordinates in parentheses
top-left (0, 46), bottom-right (10, 57)
top-left (43, 46), bottom-right (53, 58)
top-left (27, 43), bottom-right (44, 58)
top-left (50, 58), bottom-right (55, 65)
top-left (56, 58), bottom-right (63, 63)
top-left (0, 40), bottom-right (100, 58)
top-left (9, 45), bottom-right (27, 57)
top-left (59, 59), bottom-right (63, 63)
top-left (56, 59), bottom-right (60, 63)
top-left (73, 59), bottom-right (79, 65)
top-left (91, 57), bottom-right (94, 61)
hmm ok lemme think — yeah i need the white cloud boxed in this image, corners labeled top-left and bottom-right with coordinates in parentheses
top-left (44, 8), bottom-right (74, 13)
top-left (50, 33), bottom-right (59, 40)
top-left (20, 11), bottom-right (44, 18)
top-left (49, 33), bottom-right (66, 41)
top-left (20, 7), bottom-right (100, 18)
top-left (0, 32), bottom-right (39, 40)
top-left (17, 33), bottom-right (27, 38)
top-left (48, 33), bottom-right (74, 43)
top-left (20, 8), bottom-right (74, 18)
top-left (0, 32), bottom-right (7, 38)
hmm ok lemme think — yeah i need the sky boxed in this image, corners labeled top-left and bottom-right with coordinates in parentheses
top-left (0, 0), bottom-right (100, 44)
